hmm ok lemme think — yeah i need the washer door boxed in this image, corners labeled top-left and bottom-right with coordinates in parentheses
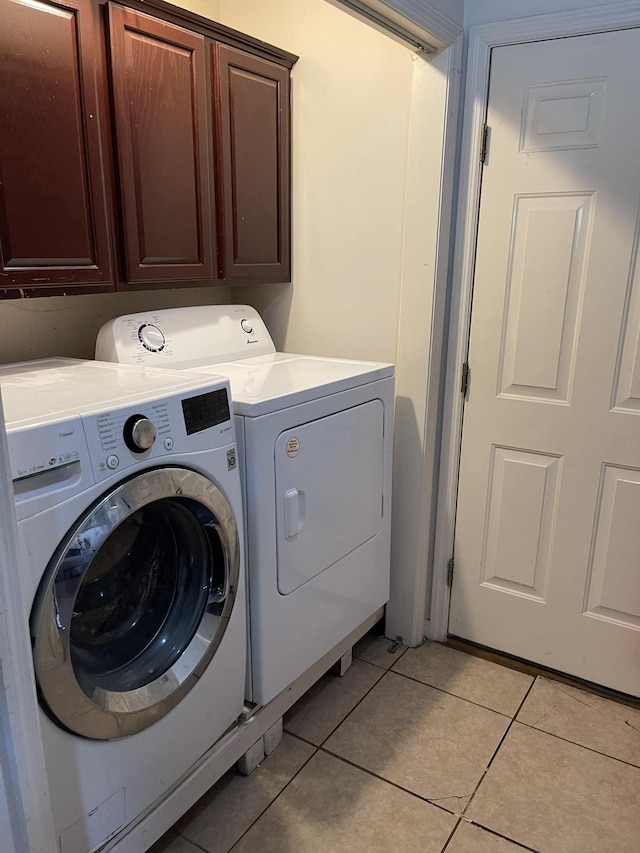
top-left (31, 466), bottom-right (239, 740)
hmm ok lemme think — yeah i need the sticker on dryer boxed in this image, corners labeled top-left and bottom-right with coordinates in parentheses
top-left (285, 437), bottom-right (300, 458)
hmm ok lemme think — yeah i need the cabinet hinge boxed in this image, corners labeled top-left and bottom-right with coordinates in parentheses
top-left (460, 361), bottom-right (470, 396)
top-left (480, 123), bottom-right (489, 164)
top-left (447, 558), bottom-right (454, 587)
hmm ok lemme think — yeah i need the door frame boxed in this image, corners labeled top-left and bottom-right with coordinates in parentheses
top-left (429, 1), bottom-right (640, 642)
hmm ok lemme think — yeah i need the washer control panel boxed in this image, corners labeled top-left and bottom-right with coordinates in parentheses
top-left (82, 384), bottom-right (233, 481)
top-left (8, 416), bottom-right (86, 483)
top-left (123, 414), bottom-right (157, 453)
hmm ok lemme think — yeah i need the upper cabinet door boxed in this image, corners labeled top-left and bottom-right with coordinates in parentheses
top-left (108, 4), bottom-right (214, 285)
top-left (214, 45), bottom-right (291, 284)
top-left (0, 0), bottom-right (113, 295)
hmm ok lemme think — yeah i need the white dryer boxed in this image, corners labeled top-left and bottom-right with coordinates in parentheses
top-left (1, 358), bottom-right (245, 853)
top-left (97, 305), bottom-right (394, 706)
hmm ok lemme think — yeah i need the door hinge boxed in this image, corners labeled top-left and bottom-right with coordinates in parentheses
top-left (460, 361), bottom-right (470, 396)
top-left (447, 558), bottom-right (454, 587)
top-left (480, 123), bottom-right (489, 164)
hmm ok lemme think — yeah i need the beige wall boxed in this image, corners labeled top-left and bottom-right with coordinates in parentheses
top-left (221, 0), bottom-right (414, 365)
top-left (0, 287), bottom-right (233, 364)
top-left (169, 0), bottom-right (220, 19)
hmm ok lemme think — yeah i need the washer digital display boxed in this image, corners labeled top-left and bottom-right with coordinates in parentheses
top-left (182, 389), bottom-right (230, 435)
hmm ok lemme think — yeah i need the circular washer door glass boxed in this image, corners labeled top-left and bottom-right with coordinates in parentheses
top-left (31, 467), bottom-right (239, 740)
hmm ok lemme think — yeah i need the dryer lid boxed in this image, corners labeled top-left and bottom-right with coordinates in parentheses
top-left (95, 305), bottom-right (394, 416)
top-left (189, 353), bottom-right (394, 416)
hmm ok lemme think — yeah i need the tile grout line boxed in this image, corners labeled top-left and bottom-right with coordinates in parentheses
top-left (174, 833), bottom-right (212, 853)
top-left (450, 819), bottom-right (541, 853)
top-left (311, 661), bottom-right (389, 748)
top-left (318, 738), bottom-right (542, 853)
top-left (281, 654), bottom-right (393, 749)
top-left (514, 719), bottom-right (640, 770)
top-left (438, 817), bottom-right (463, 852)
top-left (305, 655), bottom-right (525, 758)
top-left (458, 676), bottom-right (538, 820)
top-left (354, 645), bottom-right (409, 672)
top-left (283, 729), bottom-right (319, 749)
top-left (318, 742), bottom-right (470, 819)
top-left (386, 666), bottom-right (527, 719)
top-left (224, 742), bottom-right (321, 853)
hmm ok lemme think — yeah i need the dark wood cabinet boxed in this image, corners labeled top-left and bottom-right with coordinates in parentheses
top-left (108, 4), bottom-right (214, 285)
top-left (0, 0), bottom-right (295, 298)
top-left (0, 0), bottom-right (113, 296)
top-left (214, 45), bottom-right (291, 283)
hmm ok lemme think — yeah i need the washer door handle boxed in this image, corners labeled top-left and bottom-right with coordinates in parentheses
top-left (284, 488), bottom-right (306, 540)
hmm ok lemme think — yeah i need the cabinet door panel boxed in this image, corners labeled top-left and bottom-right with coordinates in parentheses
top-left (214, 45), bottom-right (291, 283)
top-left (0, 0), bottom-right (113, 294)
top-left (108, 3), bottom-right (214, 283)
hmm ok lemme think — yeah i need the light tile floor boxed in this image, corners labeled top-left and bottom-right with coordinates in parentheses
top-left (151, 637), bottom-right (640, 853)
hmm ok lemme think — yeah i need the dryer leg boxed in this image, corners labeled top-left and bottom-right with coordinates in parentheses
top-left (236, 717), bottom-right (283, 776)
top-left (263, 717), bottom-right (283, 756)
top-left (237, 736), bottom-right (265, 776)
top-left (331, 647), bottom-right (353, 677)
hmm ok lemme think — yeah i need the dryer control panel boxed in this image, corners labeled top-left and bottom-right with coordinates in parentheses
top-left (96, 304), bottom-right (276, 368)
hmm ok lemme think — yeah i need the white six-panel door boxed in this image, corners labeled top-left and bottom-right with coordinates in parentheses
top-left (450, 29), bottom-right (640, 697)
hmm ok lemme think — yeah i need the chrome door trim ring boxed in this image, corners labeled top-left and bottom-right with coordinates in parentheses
top-left (31, 466), bottom-right (239, 740)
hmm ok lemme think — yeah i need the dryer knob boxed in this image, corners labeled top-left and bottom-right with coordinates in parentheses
top-left (138, 323), bottom-right (166, 352)
top-left (123, 415), bottom-right (157, 453)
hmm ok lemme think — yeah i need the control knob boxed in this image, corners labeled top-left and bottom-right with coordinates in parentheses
top-left (138, 323), bottom-right (165, 352)
top-left (123, 415), bottom-right (157, 453)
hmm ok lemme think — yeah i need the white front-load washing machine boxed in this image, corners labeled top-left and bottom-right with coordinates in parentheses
top-left (97, 306), bottom-right (394, 707)
top-left (1, 358), bottom-right (245, 853)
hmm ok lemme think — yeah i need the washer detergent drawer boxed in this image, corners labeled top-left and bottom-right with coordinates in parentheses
top-left (275, 399), bottom-right (384, 595)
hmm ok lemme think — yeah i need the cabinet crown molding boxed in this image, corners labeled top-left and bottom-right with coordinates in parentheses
top-left (103, 0), bottom-right (299, 66)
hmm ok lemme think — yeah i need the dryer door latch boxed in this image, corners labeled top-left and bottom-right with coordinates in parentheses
top-left (284, 488), bottom-right (306, 539)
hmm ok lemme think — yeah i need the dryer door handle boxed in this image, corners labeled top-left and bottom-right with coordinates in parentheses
top-left (284, 488), bottom-right (306, 539)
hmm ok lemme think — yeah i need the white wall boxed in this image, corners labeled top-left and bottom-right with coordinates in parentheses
top-left (424, 0), bottom-right (464, 25)
top-left (465, 0), bottom-right (613, 27)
